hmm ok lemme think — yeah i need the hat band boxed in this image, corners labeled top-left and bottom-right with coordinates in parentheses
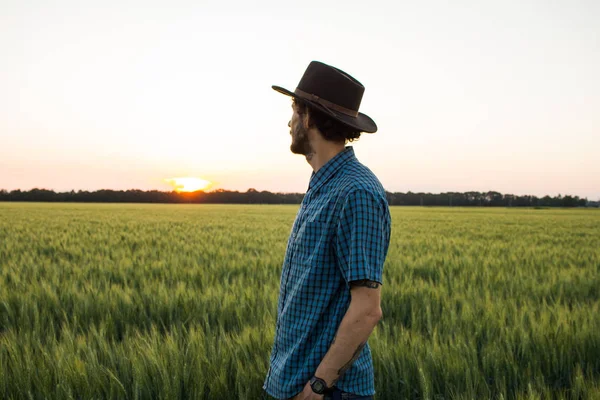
top-left (294, 88), bottom-right (359, 117)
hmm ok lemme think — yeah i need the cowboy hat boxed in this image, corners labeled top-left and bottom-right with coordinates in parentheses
top-left (272, 61), bottom-right (377, 133)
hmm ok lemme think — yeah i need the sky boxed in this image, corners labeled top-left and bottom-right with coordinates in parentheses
top-left (1, 0), bottom-right (599, 199)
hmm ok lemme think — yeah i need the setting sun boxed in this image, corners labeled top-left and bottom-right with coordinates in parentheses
top-left (164, 177), bottom-right (212, 192)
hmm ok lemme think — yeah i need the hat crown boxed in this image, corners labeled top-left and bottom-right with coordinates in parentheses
top-left (296, 61), bottom-right (365, 113)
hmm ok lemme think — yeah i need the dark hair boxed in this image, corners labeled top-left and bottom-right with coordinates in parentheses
top-left (293, 99), bottom-right (361, 143)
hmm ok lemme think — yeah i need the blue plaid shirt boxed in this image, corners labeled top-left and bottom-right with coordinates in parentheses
top-left (263, 147), bottom-right (391, 399)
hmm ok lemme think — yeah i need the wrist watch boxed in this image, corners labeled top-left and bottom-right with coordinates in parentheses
top-left (309, 376), bottom-right (331, 394)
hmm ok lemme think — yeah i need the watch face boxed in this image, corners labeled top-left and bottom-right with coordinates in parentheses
top-left (312, 380), bottom-right (325, 393)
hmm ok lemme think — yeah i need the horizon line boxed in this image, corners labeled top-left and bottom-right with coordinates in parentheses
top-left (1, 187), bottom-right (597, 200)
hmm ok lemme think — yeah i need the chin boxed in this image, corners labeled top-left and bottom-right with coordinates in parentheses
top-left (290, 133), bottom-right (311, 156)
top-left (290, 140), bottom-right (303, 155)
top-left (290, 145), bottom-right (303, 155)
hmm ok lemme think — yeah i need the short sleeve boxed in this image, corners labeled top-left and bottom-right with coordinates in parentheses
top-left (334, 189), bottom-right (391, 287)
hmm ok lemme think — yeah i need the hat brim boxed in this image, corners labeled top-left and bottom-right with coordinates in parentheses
top-left (272, 85), bottom-right (377, 134)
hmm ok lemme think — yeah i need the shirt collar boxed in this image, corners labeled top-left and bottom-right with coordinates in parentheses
top-left (308, 146), bottom-right (355, 192)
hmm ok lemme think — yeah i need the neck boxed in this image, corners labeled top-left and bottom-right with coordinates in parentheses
top-left (306, 136), bottom-right (346, 172)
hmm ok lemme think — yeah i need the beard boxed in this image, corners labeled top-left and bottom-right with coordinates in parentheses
top-left (290, 123), bottom-right (313, 156)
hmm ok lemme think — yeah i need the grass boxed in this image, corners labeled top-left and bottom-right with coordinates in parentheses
top-left (0, 203), bottom-right (598, 399)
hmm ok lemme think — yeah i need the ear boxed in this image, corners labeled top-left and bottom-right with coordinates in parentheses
top-left (301, 107), bottom-right (312, 129)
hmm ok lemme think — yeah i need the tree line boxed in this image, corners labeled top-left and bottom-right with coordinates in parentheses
top-left (0, 188), bottom-right (596, 207)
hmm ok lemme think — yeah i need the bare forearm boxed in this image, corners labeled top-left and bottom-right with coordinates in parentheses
top-left (314, 304), bottom-right (381, 386)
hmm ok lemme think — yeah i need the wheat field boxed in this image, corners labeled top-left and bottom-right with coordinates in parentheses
top-left (0, 203), bottom-right (598, 399)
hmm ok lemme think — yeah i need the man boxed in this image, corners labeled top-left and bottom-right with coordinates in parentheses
top-left (263, 61), bottom-right (391, 400)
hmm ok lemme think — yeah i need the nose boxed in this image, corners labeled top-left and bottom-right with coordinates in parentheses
top-left (288, 120), bottom-right (291, 128)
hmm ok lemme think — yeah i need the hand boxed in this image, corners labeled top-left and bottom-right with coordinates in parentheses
top-left (291, 381), bottom-right (324, 400)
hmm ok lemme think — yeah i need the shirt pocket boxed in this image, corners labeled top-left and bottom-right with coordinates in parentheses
top-left (293, 220), bottom-right (329, 266)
